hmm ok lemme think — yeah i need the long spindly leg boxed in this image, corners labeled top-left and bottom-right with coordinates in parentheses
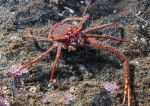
top-left (86, 38), bottom-right (131, 106)
top-left (49, 45), bottom-right (62, 82)
top-left (49, 16), bottom-right (88, 35)
top-left (61, 16), bottom-right (88, 30)
top-left (61, 16), bottom-right (88, 23)
top-left (85, 34), bottom-right (137, 46)
top-left (82, 22), bottom-right (118, 33)
top-left (25, 28), bottom-right (51, 41)
top-left (11, 44), bottom-right (58, 77)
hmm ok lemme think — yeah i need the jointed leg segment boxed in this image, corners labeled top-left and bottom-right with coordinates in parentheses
top-left (61, 16), bottom-right (88, 30)
top-left (11, 44), bottom-right (58, 77)
top-left (82, 22), bottom-right (118, 33)
top-left (86, 38), bottom-right (131, 106)
top-left (25, 28), bottom-right (51, 41)
top-left (85, 34), bottom-right (136, 46)
top-left (50, 45), bottom-right (62, 82)
top-left (50, 16), bottom-right (88, 34)
top-left (61, 16), bottom-right (88, 23)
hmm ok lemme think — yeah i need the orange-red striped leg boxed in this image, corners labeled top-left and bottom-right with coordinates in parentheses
top-left (85, 34), bottom-right (136, 46)
top-left (86, 38), bottom-right (131, 106)
top-left (49, 16), bottom-right (88, 35)
top-left (25, 28), bottom-right (51, 41)
top-left (11, 44), bottom-right (57, 77)
top-left (60, 16), bottom-right (88, 23)
top-left (50, 45), bottom-right (62, 82)
top-left (61, 16), bottom-right (88, 30)
top-left (49, 16), bottom-right (89, 36)
top-left (82, 22), bottom-right (118, 33)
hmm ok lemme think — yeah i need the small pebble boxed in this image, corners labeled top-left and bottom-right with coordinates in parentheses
top-left (130, 60), bottom-right (139, 65)
top-left (140, 38), bottom-right (147, 45)
top-left (69, 86), bottom-right (77, 94)
top-left (83, 72), bottom-right (92, 80)
top-left (8, 43), bottom-right (17, 50)
top-left (29, 86), bottom-right (37, 93)
top-left (48, 83), bottom-right (53, 88)
top-left (48, 79), bottom-right (56, 88)
top-left (3, 86), bottom-right (8, 90)
top-left (10, 35), bottom-right (18, 40)
top-left (78, 64), bottom-right (86, 71)
top-left (11, 12), bottom-right (15, 15)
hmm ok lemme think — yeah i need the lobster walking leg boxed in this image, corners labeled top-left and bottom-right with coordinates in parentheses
top-left (50, 45), bottom-right (62, 82)
top-left (86, 38), bottom-right (131, 106)
top-left (11, 44), bottom-right (58, 76)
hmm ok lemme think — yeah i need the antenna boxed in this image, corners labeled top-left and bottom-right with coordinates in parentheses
top-left (82, 0), bottom-right (92, 16)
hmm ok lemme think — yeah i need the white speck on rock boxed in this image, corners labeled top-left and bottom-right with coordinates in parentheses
top-left (69, 86), bottom-right (78, 94)
top-left (140, 38), bottom-right (147, 45)
top-left (64, 7), bottom-right (74, 14)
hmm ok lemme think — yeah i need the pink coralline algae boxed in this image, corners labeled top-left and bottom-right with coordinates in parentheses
top-left (0, 98), bottom-right (10, 106)
top-left (62, 93), bottom-right (76, 105)
top-left (3, 64), bottom-right (28, 76)
top-left (102, 82), bottom-right (119, 93)
top-left (38, 92), bottom-right (55, 103)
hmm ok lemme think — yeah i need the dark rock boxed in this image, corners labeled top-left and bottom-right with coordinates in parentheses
top-left (14, 3), bottom-right (60, 28)
top-left (88, 0), bottom-right (116, 19)
top-left (0, 0), bottom-right (6, 5)
top-left (90, 89), bottom-right (112, 106)
top-left (0, 0), bottom-right (30, 5)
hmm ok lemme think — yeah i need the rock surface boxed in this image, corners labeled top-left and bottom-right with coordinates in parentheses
top-left (0, 0), bottom-right (150, 106)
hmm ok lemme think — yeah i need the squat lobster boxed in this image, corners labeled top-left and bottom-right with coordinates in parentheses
top-left (11, 16), bottom-right (136, 106)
